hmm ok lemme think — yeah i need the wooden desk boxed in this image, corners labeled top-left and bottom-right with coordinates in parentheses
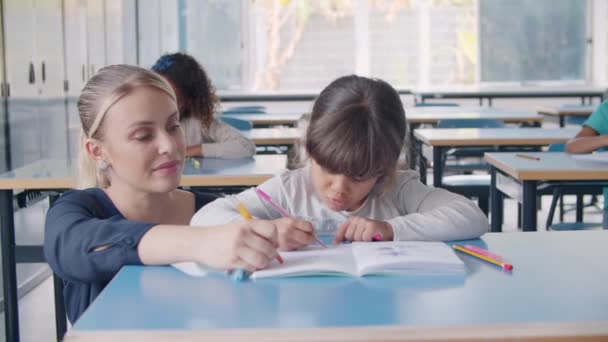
top-left (67, 231), bottom-right (608, 341)
top-left (245, 127), bottom-right (302, 146)
top-left (221, 113), bottom-right (304, 127)
top-left (414, 128), bottom-right (578, 186)
top-left (406, 110), bottom-right (544, 126)
top-left (0, 155), bottom-right (287, 342)
top-left (537, 105), bottom-right (595, 127)
top-left (484, 152), bottom-right (608, 232)
top-left (414, 86), bottom-right (606, 106)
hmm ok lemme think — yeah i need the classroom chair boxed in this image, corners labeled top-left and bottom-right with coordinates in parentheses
top-left (436, 119), bottom-right (507, 216)
top-left (437, 118), bottom-right (505, 172)
top-left (219, 116), bottom-right (252, 131)
top-left (543, 143), bottom-right (603, 227)
top-left (565, 115), bottom-right (589, 126)
top-left (221, 105), bottom-right (266, 114)
top-left (545, 186), bottom-right (603, 231)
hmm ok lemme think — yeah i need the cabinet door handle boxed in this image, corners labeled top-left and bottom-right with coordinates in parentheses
top-left (28, 62), bottom-right (35, 84)
top-left (41, 62), bottom-right (46, 83)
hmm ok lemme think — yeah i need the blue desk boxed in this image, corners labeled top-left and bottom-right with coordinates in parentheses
top-left (68, 231), bottom-right (608, 341)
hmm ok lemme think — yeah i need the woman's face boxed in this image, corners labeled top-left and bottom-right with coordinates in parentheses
top-left (99, 86), bottom-right (185, 194)
top-left (310, 159), bottom-right (379, 212)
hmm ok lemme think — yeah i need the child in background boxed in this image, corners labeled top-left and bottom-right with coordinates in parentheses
top-left (192, 75), bottom-right (488, 249)
top-left (565, 100), bottom-right (608, 227)
top-left (44, 65), bottom-right (279, 324)
top-left (152, 53), bottom-right (255, 159)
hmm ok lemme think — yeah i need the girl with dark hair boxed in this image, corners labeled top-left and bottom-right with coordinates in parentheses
top-left (191, 75), bottom-right (488, 249)
top-left (152, 53), bottom-right (255, 159)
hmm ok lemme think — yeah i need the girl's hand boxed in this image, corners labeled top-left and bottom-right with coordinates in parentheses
top-left (202, 219), bottom-right (279, 273)
top-left (271, 217), bottom-right (316, 251)
top-left (334, 216), bottom-right (394, 243)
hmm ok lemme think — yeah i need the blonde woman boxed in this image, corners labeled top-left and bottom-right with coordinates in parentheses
top-left (44, 65), bottom-right (279, 324)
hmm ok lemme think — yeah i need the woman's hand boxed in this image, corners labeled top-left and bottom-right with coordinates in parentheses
top-left (200, 219), bottom-right (279, 272)
top-left (271, 217), bottom-right (316, 251)
top-left (334, 216), bottom-right (393, 243)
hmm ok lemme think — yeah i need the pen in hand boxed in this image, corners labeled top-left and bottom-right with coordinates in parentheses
top-left (255, 188), bottom-right (327, 248)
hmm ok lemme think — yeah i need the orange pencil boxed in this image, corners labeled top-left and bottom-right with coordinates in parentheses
top-left (452, 245), bottom-right (513, 271)
top-left (236, 202), bottom-right (284, 264)
top-left (515, 153), bottom-right (540, 161)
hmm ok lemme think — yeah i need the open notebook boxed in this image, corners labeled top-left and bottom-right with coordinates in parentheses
top-left (173, 241), bottom-right (465, 279)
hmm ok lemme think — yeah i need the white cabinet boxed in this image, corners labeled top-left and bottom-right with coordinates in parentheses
top-left (4, 0), bottom-right (65, 99)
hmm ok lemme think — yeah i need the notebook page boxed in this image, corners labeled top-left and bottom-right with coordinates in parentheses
top-left (251, 243), bottom-right (357, 279)
top-left (352, 241), bottom-right (465, 276)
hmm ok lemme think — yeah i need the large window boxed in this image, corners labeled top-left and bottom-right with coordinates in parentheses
top-left (165, 0), bottom-right (593, 91)
top-left (479, 0), bottom-right (587, 83)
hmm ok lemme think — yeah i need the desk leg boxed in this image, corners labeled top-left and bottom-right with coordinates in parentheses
top-left (433, 146), bottom-right (443, 188)
top-left (417, 140), bottom-right (427, 184)
top-left (0, 189), bottom-right (19, 342)
top-left (408, 125), bottom-right (419, 171)
top-left (490, 167), bottom-right (503, 232)
top-left (521, 180), bottom-right (538, 232)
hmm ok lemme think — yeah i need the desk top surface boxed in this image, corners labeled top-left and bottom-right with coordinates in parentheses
top-left (537, 105), bottom-right (596, 116)
top-left (414, 127), bottom-right (578, 146)
top-left (406, 109), bottom-right (543, 124)
top-left (415, 85), bottom-right (606, 97)
top-left (0, 155), bottom-right (287, 190)
top-left (245, 128), bottom-right (303, 145)
top-left (485, 152), bottom-right (608, 180)
top-left (69, 231), bottom-right (608, 341)
top-left (221, 113), bottom-right (305, 125)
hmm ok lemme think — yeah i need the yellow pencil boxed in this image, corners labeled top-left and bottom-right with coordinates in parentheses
top-left (236, 202), bottom-right (252, 219)
top-left (452, 245), bottom-right (513, 270)
top-left (236, 201), bottom-right (283, 264)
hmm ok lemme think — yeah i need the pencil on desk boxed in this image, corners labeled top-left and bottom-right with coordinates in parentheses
top-left (452, 245), bottom-right (513, 271)
top-left (515, 153), bottom-right (540, 161)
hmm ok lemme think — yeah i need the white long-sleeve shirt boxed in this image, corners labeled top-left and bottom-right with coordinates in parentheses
top-left (192, 165), bottom-right (488, 241)
top-left (181, 117), bottom-right (255, 159)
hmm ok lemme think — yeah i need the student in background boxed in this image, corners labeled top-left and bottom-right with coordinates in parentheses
top-left (152, 53), bottom-right (255, 159)
top-left (192, 75), bottom-right (488, 249)
top-left (565, 100), bottom-right (608, 227)
top-left (44, 65), bottom-right (279, 324)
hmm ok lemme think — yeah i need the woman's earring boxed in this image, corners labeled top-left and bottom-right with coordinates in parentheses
top-left (97, 160), bottom-right (109, 172)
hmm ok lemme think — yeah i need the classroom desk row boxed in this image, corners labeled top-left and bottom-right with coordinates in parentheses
top-left (0, 155), bottom-right (288, 342)
top-left (414, 85), bottom-right (605, 106)
top-left (536, 105), bottom-right (594, 127)
top-left (224, 107), bottom-right (544, 128)
top-left (217, 85), bottom-right (605, 106)
top-left (66, 230), bottom-right (608, 342)
top-left (414, 127), bottom-right (579, 187)
top-left (485, 152), bottom-right (608, 232)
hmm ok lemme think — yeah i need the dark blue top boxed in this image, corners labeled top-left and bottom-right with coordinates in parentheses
top-left (43, 188), bottom-right (216, 324)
